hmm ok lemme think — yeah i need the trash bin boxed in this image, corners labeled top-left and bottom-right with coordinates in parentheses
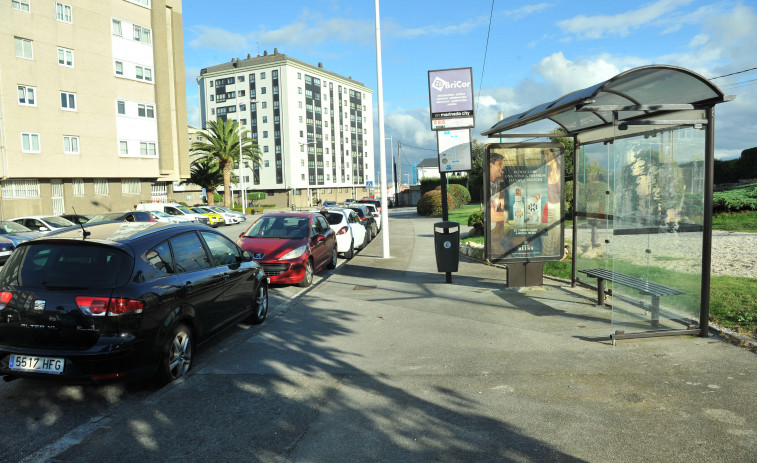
top-left (434, 221), bottom-right (460, 272)
top-left (292, 205), bottom-right (297, 211)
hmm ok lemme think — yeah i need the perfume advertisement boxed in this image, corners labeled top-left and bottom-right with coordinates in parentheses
top-left (485, 142), bottom-right (565, 262)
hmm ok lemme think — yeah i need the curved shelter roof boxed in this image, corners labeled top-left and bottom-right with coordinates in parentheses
top-left (482, 65), bottom-right (732, 144)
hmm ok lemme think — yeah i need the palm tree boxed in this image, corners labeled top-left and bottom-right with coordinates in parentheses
top-left (190, 118), bottom-right (262, 208)
top-left (186, 157), bottom-right (224, 205)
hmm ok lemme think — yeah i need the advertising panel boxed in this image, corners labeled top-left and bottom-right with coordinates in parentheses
top-left (485, 142), bottom-right (565, 262)
top-left (428, 68), bottom-right (474, 131)
top-left (437, 129), bottom-right (472, 173)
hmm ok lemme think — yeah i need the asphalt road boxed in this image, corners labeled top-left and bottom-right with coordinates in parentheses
top-left (0, 215), bottom-right (354, 463)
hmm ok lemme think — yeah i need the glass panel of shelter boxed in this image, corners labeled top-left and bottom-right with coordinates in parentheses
top-left (608, 124), bottom-right (705, 334)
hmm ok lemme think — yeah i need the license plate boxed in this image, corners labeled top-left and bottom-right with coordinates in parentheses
top-left (0, 251), bottom-right (12, 256)
top-left (9, 354), bottom-right (64, 374)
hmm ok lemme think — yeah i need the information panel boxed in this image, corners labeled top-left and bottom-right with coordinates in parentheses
top-left (428, 68), bottom-right (474, 131)
top-left (437, 129), bottom-right (472, 173)
top-left (485, 142), bottom-right (565, 263)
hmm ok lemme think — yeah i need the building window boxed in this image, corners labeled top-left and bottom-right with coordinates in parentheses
top-left (112, 19), bottom-right (122, 36)
top-left (57, 47), bottom-right (74, 67)
top-left (55, 3), bottom-right (72, 23)
top-left (262, 116), bottom-right (268, 123)
top-left (12, 0), bottom-right (30, 12)
top-left (119, 140), bottom-right (128, 155)
top-left (261, 87), bottom-right (266, 95)
top-left (2, 179), bottom-right (40, 198)
top-left (14, 37), bottom-right (33, 59)
top-left (17, 85), bottom-right (36, 106)
top-left (136, 66), bottom-right (153, 82)
top-left (63, 135), bottom-right (79, 154)
top-left (94, 179), bottom-right (109, 196)
top-left (114, 60), bottom-right (123, 75)
top-left (122, 179), bottom-right (141, 195)
top-left (133, 24), bottom-right (151, 44)
top-left (117, 100), bottom-right (126, 115)
top-left (261, 72), bottom-right (266, 79)
top-left (140, 142), bottom-right (157, 156)
top-left (125, 0), bottom-right (151, 7)
top-left (210, 95), bottom-right (214, 101)
top-left (301, 159), bottom-right (305, 167)
top-left (262, 131), bottom-right (268, 138)
top-left (21, 133), bottom-right (40, 153)
top-left (138, 103), bottom-right (155, 118)
top-left (60, 91), bottom-right (76, 111)
top-left (262, 102), bottom-right (267, 109)
top-left (73, 178), bottom-right (85, 196)
top-left (264, 160), bottom-right (270, 167)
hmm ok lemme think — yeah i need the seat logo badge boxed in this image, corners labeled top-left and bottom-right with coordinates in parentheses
top-left (253, 253), bottom-right (265, 260)
top-left (34, 300), bottom-right (46, 311)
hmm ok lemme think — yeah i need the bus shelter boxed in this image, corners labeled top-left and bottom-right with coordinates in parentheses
top-left (482, 65), bottom-right (734, 341)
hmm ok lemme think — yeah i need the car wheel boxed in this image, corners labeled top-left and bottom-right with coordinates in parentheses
top-left (344, 239), bottom-right (354, 259)
top-left (156, 323), bottom-right (193, 385)
top-left (248, 283), bottom-right (268, 324)
top-left (327, 247), bottom-right (337, 269)
top-left (298, 259), bottom-right (314, 287)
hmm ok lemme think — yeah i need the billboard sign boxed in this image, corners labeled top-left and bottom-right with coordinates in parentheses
top-left (428, 68), bottom-right (474, 131)
top-left (437, 129), bottom-right (472, 173)
top-left (485, 142), bottom-right (565, 263)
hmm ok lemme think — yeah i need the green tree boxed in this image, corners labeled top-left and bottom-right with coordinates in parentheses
top-left (184, 157), bottom-right (238, 205)
top-left (190, 118), bottom-right (262, 208)
top-left (549, 127), bottom-right (574, 178)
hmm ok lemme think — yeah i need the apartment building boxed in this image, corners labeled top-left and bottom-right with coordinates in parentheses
top-left (0, 0), bottom-right (189, 219)
top-left (197, 49), bottom-right (374, 207)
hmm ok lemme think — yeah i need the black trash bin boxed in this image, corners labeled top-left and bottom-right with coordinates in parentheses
top-left (434, 221), bottom-right (460, 272)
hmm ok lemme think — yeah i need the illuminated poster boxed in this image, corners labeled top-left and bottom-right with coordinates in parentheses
top-left (437, 129), bottom-right (472, 173)
top-left (485, 142), bottom-right (565, 262)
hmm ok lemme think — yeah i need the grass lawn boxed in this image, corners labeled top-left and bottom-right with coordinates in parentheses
top-left (448, 205), bottom-right (757, 336)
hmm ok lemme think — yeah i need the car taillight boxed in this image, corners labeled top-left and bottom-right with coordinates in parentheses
top-left (337, 226), bottom-right (349, 235)
top-left (360, 217), bottom-right (367, 221)
top-left (0, 291), bottom-right (12, 309)
top-left (76, 296), bottom-right (143, 317)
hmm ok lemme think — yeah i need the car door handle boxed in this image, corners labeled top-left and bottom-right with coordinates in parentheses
top-left (222, 273), bottom-right (230, 281)
top-left (184, 281), bottom-right (193, 292)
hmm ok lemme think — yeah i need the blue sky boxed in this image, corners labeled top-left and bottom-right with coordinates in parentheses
top-left (182, 0), bottom-right (757, 174)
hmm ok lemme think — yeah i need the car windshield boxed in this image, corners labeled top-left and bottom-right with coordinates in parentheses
top-left (350, 207), bottom-right (365, 218)
top-left (0, 243), bottom-right (133, 288)
top-left (87, 212), bottom-right (124, 223)
top-left (244, 216), bottom-right (309, 240)
top-left (42, 217), bottom-right (76, 228)
top-left (176, 206), bottom-right (194, 214)
top-left (322, 212), bottom-right (344, 226)
top-left (151, 211), bottom-right (170, 218)
top-left (191, 208), bottom-right (208, 214)
top-left (0, 221), bottom-right (32, 234)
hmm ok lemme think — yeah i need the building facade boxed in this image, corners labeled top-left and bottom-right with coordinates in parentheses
top-left (0, 0), bottom-right (189, 219)
top-left (197, 49), bottom-right (375, 208)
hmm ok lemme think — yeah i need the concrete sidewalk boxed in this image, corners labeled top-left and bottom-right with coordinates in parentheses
top-left (51, 210), bottom-right (756, 462)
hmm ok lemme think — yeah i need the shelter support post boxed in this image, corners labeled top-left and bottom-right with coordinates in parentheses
top-left (700, 107), bottom-right (715, 337)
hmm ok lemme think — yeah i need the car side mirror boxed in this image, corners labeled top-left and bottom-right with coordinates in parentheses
top-left (39, 227), bottom-right (49, 232)
top-left (242, 250), bottom-right (253, 262)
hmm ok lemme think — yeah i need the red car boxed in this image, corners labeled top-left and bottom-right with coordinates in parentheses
top-left (237, 212), bottom-right (337, 287)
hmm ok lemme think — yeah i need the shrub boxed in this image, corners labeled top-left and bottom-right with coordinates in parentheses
top-left (434, 184), bottom-right (471, 208)
top-left (417, 190), bottom-right (455, 216)
top-left (467, 211), bottom-right (485, 235)
top-left (712, 183), bottom-right (757, 212)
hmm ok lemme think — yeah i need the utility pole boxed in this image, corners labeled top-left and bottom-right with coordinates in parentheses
top-left (397, 141), bottom-right (402, 191)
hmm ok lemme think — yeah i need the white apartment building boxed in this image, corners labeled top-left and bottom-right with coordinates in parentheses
top-left (197, 49), bottom-right (374, 207)
top-left (0, 0), bottom-right (189, 219)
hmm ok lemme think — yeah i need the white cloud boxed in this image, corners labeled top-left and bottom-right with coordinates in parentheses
top-left (558, 0), bottom-right (694, 40)
top-left (258, 16), bottom-right (374, 46)
top-left (188, 26), bottom-right (249, 51)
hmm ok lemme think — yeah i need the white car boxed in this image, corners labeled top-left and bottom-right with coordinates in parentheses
top-left (207, 205), bottom-right (246, 223)
top-left (9, 215), bottom-right (76, 234)
top-left (149, 210), bottom-right (192, 224)
top-left (318, 208), bottom-right (367, 259)
top-left (196, 206), bottom-right (240, 225)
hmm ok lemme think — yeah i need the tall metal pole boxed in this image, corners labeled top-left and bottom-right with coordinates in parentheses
top-left (237, 106), bottom-right (245, 213)
top-left (374, 0), bottom-right (390, 258)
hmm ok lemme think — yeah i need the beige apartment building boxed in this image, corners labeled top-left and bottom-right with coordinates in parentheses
top-left (0, 0), bottom-right (189, 219)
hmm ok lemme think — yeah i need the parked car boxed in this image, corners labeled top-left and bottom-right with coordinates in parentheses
top-left (60, 214), bottom-right (92, 225)
top-left (0, 237), bottom-right (15, 266)
top-left (148, 210), bottom-right (191, 223)
top-left (135, 203), bottom-right (210, 226)
top-left (194, 206), bottom-right (239, 225)
top-left (357, 198), bottom-right (382, 213)
top-left (237, 212), bottom-right (337, 287)
top-left (343, 198), bottom-right (356, 205)
top-left (318, 208), bottom-right (367, 259)
top-left (322, 200), bottom-right (338, 207)
top-left (0, 221), bottom-right (44, 264)
top-left (348, 205), bottom-right (378, 241)
top-left (86, 211), bottom-right (156, 224)
top-left (9, 215), bottom-right (76, 234)
top-left (362, 204), bottom-right (381, 231)
top-left (206, 205), bottom-right (246, 223)
top-left (190, 207), bottom-right (225, 227)
top-left (0, 222), bottom-right (268, 384)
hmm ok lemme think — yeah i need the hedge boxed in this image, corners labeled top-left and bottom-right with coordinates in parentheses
top-left (434, 184), bottom-right (471, 208)
top-left (417, 190), bottom-right (455, 216)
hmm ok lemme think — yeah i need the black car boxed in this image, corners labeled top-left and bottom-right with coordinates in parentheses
top-left (357, 198), bottom-right (382, 213)
top-left (348, 205), bottom-right (378, 241)
top-left (60, 214), bottom-right (92, 225)
top-left (0, 222), bottom-right (268, 384)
